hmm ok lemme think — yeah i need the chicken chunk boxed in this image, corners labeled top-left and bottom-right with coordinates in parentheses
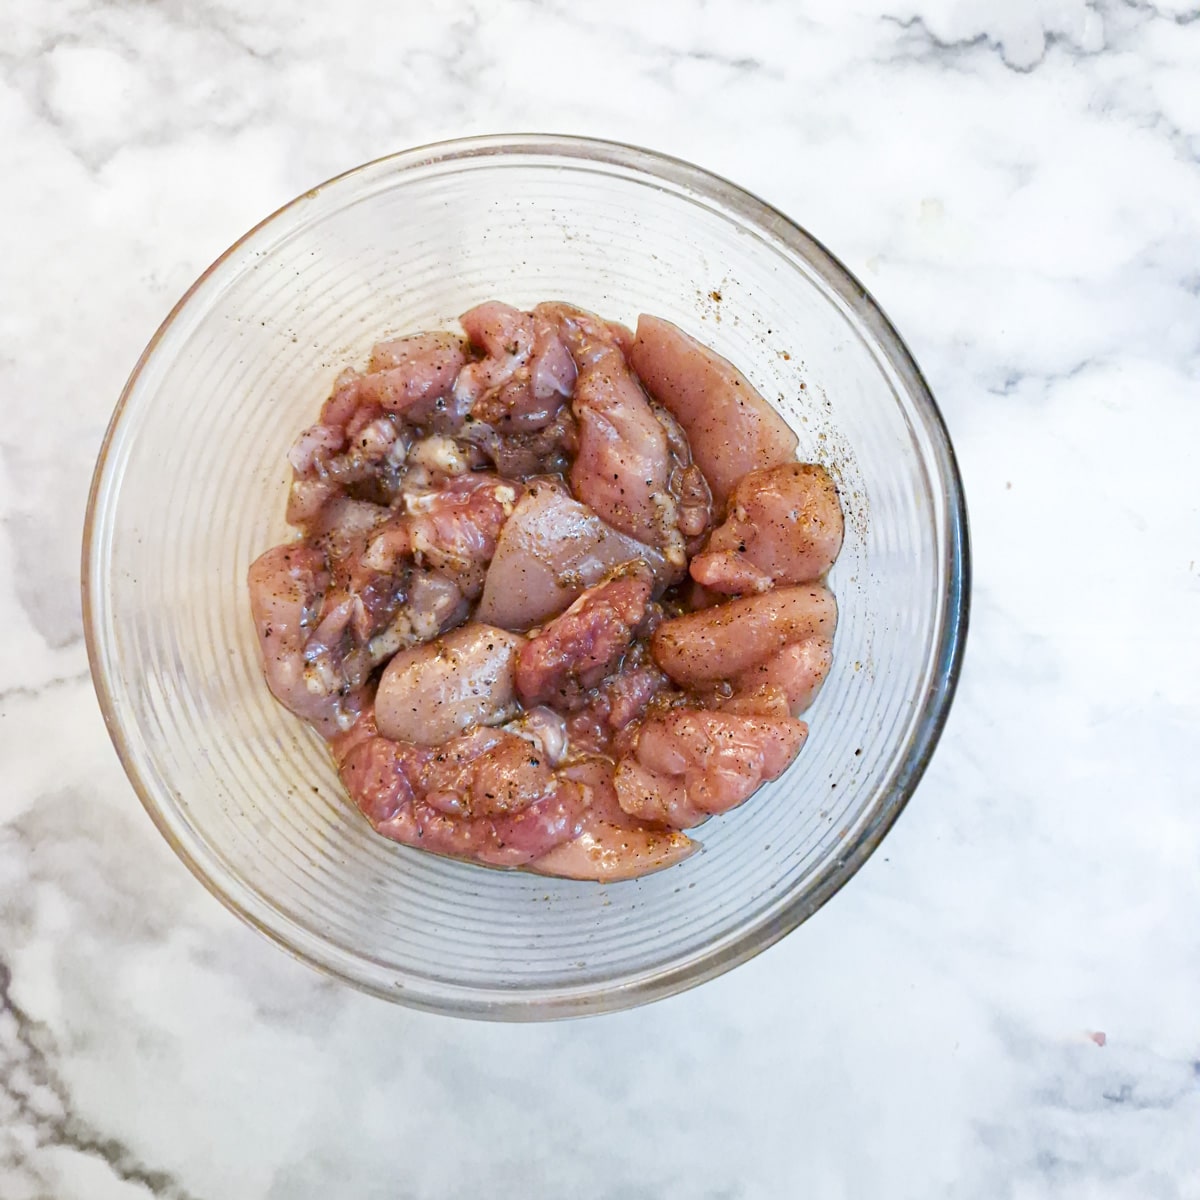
top-left (538, 303), bottom-right (682, 562)
top-left (338, 730), bottom-right (587, 867)
top-left (476, 479), bottom-right (669, 631)
top-left (458, 404), bottom-right (579, 480)
top-left (375, 624), bottom-right (525, 745)
top-left (247, 543), bottom-right (363, 736)
top-left (629, 314), bottom-right (798, 506)
top-left (457, 302), bottom-right (576, 432)
top-left (530, 760), bottom-right (695, 882)
top-left (515, 568), bottom-right (654, 707)
top-left (691, 463), bottom-right (843, 593)
top-left (651, 585), bottom-right (837, 685)
top-left (358, 330), bottom-right (469, 418)
top-left (363, 473), bottom-right (522, 599)
top-left (614, 707), bottom-right (808, 829)
top-left (733, 639), bottom-right (833, 716)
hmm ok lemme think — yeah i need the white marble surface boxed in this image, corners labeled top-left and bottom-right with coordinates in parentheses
top-left (3, 0), bottom-right (1199, 1195)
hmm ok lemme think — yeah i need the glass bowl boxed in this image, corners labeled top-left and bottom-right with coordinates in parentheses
top-left (83, 135), bottom-right (969, 1019)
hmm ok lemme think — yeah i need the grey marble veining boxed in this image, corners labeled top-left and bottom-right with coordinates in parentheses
top-left (3, 0), bottom-right (1199, 1196)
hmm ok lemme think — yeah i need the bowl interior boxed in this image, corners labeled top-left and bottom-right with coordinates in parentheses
top-left (85, 137), bottom-right (967, 1018)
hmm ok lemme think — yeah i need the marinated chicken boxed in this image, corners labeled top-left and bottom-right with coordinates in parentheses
top-left (249, 302), bottom-right (844, 880)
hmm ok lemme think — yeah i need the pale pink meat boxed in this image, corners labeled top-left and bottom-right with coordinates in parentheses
top-left (458, 303), bottom-right (576, 432)
top-left (654, 403), bottom-right (713, 552)
top-left (614, 707), bottom-right (808, 829)
top-left (564, 659), bottom-right (671, 757)
top-left (288, 417), bottom-right (404, 488)
top-left (356, 330), bottom-right (469, 417)
top-left (476, 479), bottom-right (669, 631)
top-left (455, 303), bottom-right (535, 405)
top-left (304, 500), bottom-right (408, 652)
top-left (401, 781), bottom-right (585, 866)
top-left (718, 686), bottom-right (794, 719)
top-left (688, 552), bottom-right (774, 596)
top-left (402, 473), bottom-right (520, 597)
top-left (538, 303), bottom-right (682, 562)
top-left (338, 730), bottom-right (587, 867)
top-left (363, 473), bottom-right (522, 599)
top-left (529, 316), bottom-right (577, 403)
top-left (651, 585), bottom-right (837, 685)
top-left (247, 543), bottom-right (363, 736)
top-left (691, 463), bottom-right (843, 593)
top-left (502, 705), bottom-right (570, 767)
top-left (309, 495), bottom-right (391, 548)
top-left (271, 492), bottom-right (470, 683)
top-left (288, 423), bottom-right (345, 475)
top-left (515, 568), bottom-right (653, 707)
top-left (605, 321), bottom-right (636, 359)
top-left (733, 639), bottom-right (833, 716)
top-left (530, 760), bottom-right (695, 882)
top-left (605, 661), bottom-right (670, 730)
top-left (286, 477), bottom-right (341, 526)
top-left (286, 392), bottom-right (408, 528)
top-left (460, 303), bottom-right (534, 369)
top-left (420, 726), bottom-right (559, 817)
top-left (629, 314), bottom-right (798, 506)
top-left (375, 624), bottom-right (525, 745)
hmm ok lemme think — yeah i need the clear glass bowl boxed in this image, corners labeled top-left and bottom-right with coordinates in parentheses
top-left (83, 135), bottom-right (969, 1019)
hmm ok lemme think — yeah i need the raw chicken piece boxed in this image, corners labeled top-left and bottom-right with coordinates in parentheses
top-left (285, 390), bottom-right (410, 526)
top-left (651, 585), bottom-right (837, 684)
top-left (459, 405), bottom-right (579, 479)
top-left (401, 779), bottom-right (586, 867)
top-left (476, 479), bottom-right (669, 631)
top-left (690, 463), bottom-right (843, 593)
top-left (605, 320), bottom-right (636, 359)
top-left (537, 303), bottom-right (682, 563)
top-left (457, 302), bottom-right (576, 432)
top-left (420, 726), bottom-right (559, 817)
top-left (291, 417), bottom-right (406, 487)
top-left (360, 570), bottom-right (469, 666)
top-left (268, 488), bottom-right (471, 680)
top-left (375, 624), bottom-right (525, 745)
top-left (515, 568), bottom-right (653, 707)
top-left (629, 315), bottom-right (798, 505)
top-left (307, 496), bottom-right (469, 657)
top-left (655, 404), bottom-right (713, 550)
top-left (356, 331), bottom-right (469, 417)
top-left (363, 473), bottom-right (522, 599)
top-left (247, 544), bottom-right (363, 736)
top-left (564, 657), bottom-right (672, 757)
top-left (456, 302), bottom-right (535, 400)
top-left (528, 315), bottom-right (578, 407)
top-left (688, 553), bottom-right (773, 596)
top-left (614, 707), bottom-right (807, 829)
top-left (288, 423), bottom-right (345, 475)
top-left (530, 760), bottom-right (695, 882)
top-left (718, 686), bottom-right (794, 719)
top-left (309, 494), bottom-right (392, 557)
top-left (733, 639), bottom-right (833, 716)
top-left (338, 728), bottom-right (587, 867)
top-left (604, 660), bottom-right (670, 730)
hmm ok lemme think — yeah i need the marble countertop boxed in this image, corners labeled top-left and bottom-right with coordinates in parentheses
top-left (4, 0), bottom-right (1199, 1196)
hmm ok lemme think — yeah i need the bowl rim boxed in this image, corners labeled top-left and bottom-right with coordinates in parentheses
top-left (82, 132), bottom-right (971, 1019)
